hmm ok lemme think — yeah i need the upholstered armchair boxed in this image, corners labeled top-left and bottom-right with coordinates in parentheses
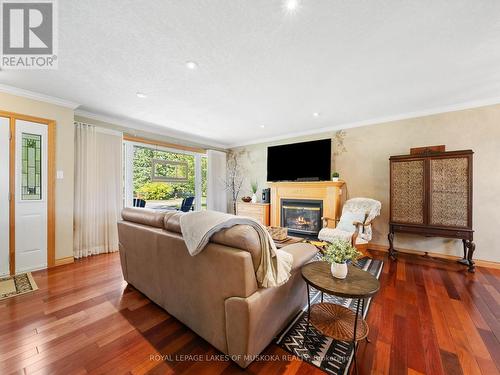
top-left (318, 198), bottom-right (382, 255)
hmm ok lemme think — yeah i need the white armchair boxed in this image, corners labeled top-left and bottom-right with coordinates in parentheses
top-left (318, 198), bottom-right (382, 254)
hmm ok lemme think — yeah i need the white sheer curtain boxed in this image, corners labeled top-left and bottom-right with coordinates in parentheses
top-left (207, 150), bottom-right (227, 213)
top-left (74, 122), bottom-right (123, 258)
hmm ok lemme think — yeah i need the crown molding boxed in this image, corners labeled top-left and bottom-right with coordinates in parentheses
top-left (0, 84), bottom-right (80, 109)
top-left (74, 109), bottom-right (228, 150)
top-left (227, 96), bottom-right (500, 148)
top-left (4, 82), bottom-right (499, 150)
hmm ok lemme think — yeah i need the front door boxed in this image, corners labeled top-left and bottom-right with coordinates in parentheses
top-left (14, 120), bottom-right (48, 273)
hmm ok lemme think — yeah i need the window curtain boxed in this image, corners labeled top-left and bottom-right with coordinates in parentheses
top-left (207, 150), bottom-right (227, 213)
top-left (74, 122), bottom-right (123, 258)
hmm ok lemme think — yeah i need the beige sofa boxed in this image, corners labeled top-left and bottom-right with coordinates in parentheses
top-left (118, 208), bottom-right (317, 368)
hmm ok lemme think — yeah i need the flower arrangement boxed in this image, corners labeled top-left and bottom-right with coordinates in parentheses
top-left (322, 238), bottom-right (361, 264)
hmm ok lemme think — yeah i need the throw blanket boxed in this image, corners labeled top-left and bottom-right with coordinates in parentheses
top-left (179, 210), bottom-right (293, 288)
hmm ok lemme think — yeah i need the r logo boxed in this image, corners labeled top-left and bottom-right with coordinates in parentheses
top-left (2, 1), bottom-right (53, 54)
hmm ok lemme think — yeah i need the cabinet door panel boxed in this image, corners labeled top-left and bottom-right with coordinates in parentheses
top-left (391, 160), bottom-right (425, 224)
top-left (430, 157), bottom-right (469, 227)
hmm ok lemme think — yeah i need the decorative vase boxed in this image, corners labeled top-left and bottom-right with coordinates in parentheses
top-left (331, 177), bottom-right (339, 182)
top-left (251, 193), bottom-right (257, 203)
top-left (331, 262), bottom-right (348, 279)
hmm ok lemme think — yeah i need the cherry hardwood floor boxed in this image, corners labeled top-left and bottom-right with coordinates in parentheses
top-left (1, 250), bottom-right (499, 375)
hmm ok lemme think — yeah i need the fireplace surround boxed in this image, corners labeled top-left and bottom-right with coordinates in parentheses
top-left (281, 199), bottom-right (323, 236)
top-left (268, 181), bottom-right (345, 235)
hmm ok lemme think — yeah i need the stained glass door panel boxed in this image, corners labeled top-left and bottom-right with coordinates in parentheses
top-left (21, 133), bottom-right (42, 200)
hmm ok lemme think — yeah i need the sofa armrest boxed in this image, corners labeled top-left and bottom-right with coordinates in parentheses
top-left (225, 270), bottom-right (307, 368)
top-left (280, 243), bottom-right (318, 271)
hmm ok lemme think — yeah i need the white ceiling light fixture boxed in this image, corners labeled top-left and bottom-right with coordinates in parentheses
top-left (136, 92), bottom-right (147, 98)
top-left (260, 125), bottom-right (265, 128)
top-left (185, 61), bottom-right (199, 70)
top-left (283, 0), bottom-right (301, 13)
top-left (313, 112), bottom-right (320, 117)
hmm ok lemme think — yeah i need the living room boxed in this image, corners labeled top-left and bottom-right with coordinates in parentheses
top-left (0, 1), bottom-right (499, 374)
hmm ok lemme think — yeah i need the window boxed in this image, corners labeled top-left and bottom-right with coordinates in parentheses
top-left (123, 142), bottom-right (207, 211)
top-left (21, 133), bottom-right (42, 200)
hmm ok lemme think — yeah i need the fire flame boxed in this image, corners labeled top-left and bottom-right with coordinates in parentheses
top-left (294, 216), bottom-right (310, 225)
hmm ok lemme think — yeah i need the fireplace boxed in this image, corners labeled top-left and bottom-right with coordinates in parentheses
top-left (280, 199), bottom-right (323, 236)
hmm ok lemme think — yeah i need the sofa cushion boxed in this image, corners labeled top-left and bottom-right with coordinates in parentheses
top-left (121, 207), bottom-right (166, 228)
top-left (163, 213), bottom-right (261, 271)
top-left (164, 211), bottom-right (184, 233)
top-left (211, 225), bottom-right (262, 271)
top-left (280, 243), bottom-right (318, 271)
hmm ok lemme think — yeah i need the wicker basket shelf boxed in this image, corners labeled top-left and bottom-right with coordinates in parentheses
top-left (310, 302), bottom-right (368, 342)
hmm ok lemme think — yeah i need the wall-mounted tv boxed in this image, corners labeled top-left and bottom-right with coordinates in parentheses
top-left (267, 139), bottom-right (331, 182)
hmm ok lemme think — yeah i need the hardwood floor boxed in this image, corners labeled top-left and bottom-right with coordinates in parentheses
top-left (1, 251), bottom-right (499, 374)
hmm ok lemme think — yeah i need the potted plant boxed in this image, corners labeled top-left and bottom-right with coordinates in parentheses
top-left (331, 172), bottom-right (340, 182)
top-left (322, 239), bottom-right (362, 279)
top-left (250, 181), bottom-right (258, 203)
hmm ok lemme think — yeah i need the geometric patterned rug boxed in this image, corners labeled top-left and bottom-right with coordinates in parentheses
top-left (0, 272), bottom-right (38, 300)
top-left (276, 256), bottom-right (384, 374)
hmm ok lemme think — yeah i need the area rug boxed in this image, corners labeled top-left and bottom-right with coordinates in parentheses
top-left (276, 256), bottom-right (384, 374)
top-left (0, 273), bottom-right (38, 300)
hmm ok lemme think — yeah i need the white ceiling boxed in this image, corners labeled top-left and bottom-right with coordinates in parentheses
top-left (1, 0), bottom-right (500, 148)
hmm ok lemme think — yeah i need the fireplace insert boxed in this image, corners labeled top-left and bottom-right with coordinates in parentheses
top-left (280, 199), bottom-right (323, 236)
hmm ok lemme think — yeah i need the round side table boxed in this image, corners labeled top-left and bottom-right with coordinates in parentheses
top-left (301, 261), bottom-right (380, 373)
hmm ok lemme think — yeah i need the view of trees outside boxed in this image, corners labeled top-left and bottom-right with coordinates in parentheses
top-left (201, 156), bottom-right (207, 209)
top-left (133, 146), bottom-right (207, 209)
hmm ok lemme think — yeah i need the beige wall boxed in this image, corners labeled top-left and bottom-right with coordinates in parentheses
top-left (0, 92), bottom-right (75, 260)
top-left (230, 103), bottom-right (500, 263)
top-left (3, 91), bottom-right (498, 263)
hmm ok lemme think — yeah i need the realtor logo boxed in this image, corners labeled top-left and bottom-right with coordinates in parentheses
top-left (1, 0), bottom-right (58, 69)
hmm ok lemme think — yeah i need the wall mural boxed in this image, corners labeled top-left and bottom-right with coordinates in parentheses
top-left (333, 130), bottom-right (347, 156)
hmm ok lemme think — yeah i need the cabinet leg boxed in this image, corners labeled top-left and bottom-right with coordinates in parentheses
top-left (466, 241), bottom-right (476, 273)
top-left (458, 240), bottom-right (475, 273)
top-left (388, 232), bottom-right (397, 260)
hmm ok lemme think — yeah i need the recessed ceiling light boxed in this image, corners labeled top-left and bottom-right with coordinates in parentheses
top-left (313, 112), bottom-right (320, 117)
top-left (260, 125), bottom-right (265, 128)
top-left (284, 0), bottom-right (301, 12)
top-left (136, 92), bottom-right (147, 98)
top-left (186, 61), bottom-right (199, 70)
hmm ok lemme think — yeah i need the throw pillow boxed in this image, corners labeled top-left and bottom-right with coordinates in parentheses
top-left (336, 212), bottom-right (366, 233)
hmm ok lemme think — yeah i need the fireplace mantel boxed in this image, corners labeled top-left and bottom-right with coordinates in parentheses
top-left (268, 181), bottom-right (345, 229)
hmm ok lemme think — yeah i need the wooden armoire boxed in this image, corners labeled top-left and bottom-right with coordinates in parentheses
top-left (388, 147), bottom-right (475, 272)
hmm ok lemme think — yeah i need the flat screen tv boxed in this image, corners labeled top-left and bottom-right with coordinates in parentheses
top-left (267, 139), bottom-right (331, 182)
